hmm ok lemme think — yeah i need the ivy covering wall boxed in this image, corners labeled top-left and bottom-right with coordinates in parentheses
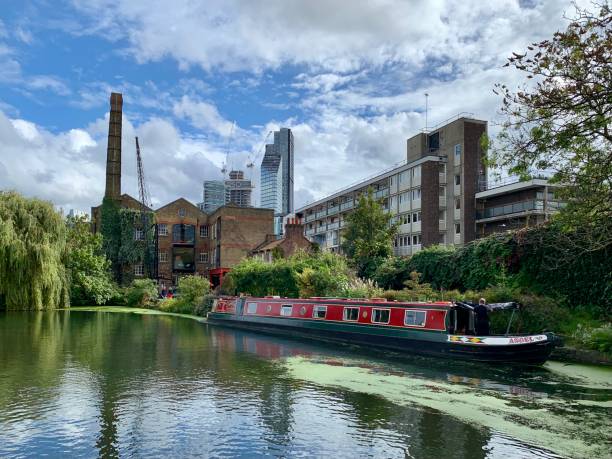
top-left (100, 198), bottom-right (155, 286)
top-left (375, 223), bottom-right (611, 312)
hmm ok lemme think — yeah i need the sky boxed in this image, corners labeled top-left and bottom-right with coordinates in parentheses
top-left (0, 0), bottom-right (583, 214)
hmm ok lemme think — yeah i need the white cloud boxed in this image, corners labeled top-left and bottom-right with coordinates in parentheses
top-left (0, 109), bottom-right (225, 213)
top-left (172, 96), bottom-right (234, 136)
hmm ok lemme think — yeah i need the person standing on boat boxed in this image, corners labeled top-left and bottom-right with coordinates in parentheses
top-left (474, 298), bottom-right (490, 336)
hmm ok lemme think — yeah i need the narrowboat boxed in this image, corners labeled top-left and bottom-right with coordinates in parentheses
top-left (207, 297), bottom-right (562, 364)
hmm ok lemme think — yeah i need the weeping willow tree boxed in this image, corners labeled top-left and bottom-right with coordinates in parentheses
top-left (0, 191), bottom-right (70, 310)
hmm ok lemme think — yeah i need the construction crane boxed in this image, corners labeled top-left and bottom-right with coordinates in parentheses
top-left (220, 121), bottom-right (236, 178)
top-left (246, 130), bottom-right (272, 179)
top-left (135, 136), bottom-right (156, 279)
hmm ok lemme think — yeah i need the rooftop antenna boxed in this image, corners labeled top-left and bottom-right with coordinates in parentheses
top-left (221, 121), bottom-right (236, 178)
top-left (425, 93), bottom-right (429, 131)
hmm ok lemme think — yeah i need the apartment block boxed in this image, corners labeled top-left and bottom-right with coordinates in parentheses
top-left (198, 180), bottom-right (226, 213)
top-left (475, 178), bottom-right (564, 237)
top-left (295, 115), bottom-right (487, 255)
top-left (224, 170), bottom-right (252, 207)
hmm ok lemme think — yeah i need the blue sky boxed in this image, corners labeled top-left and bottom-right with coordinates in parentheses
top-left (0, 0), bottom-right (579, 212)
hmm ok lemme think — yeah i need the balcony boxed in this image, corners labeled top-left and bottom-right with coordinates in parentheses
top-left (412, 221), bottom-right (421, 233)
top-left (305, 213), bottom-right (315, 222)
top-left (375, 188), bottom-right (389, 199)
top-left (315, 209), bottom-right (327, 219)
top-left (454, 184), bottom-right (461, 196)
top-left (439, 196), bottom-right (446, 207)
top-left (314, 224), bottom-right (327, 234)
top-left (477, 200), bottom-right (547, 220)
top-left (454, 233), bottom-right (461, 244)
top-left (454, 208), bottom-right (461, 220)
top-left (328, 221), bottom-right (340, 230)
top-left (439, 172), bottom-right (447, 183)
top-left (439, 220), bottom-right (446, 231)
top-left (412, 199), bottom-right (421, 210)
top-left (306, 228), bottom-right (315, 236)
top-left (340, 200), bottom-right (354, 211)
top-left (328, 205), bottom-right (339, 215)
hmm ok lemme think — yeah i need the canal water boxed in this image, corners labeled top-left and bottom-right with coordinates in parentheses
top-left (0, 310), bottom-right (610, 458)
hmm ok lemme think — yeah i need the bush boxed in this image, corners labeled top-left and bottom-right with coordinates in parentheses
top-left (572, 323), bottom-right (612, 354)
top-left (125, 279), bottom-right (158, 307)
top-left (177, 275), bottom-right (210, 307)
top-left (341, 278), bottom-right (383, 299)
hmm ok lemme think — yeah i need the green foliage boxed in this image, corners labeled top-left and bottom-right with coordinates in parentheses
top-left (66, 215), bottom-right (118, 305)
top-left (228, 251), bottom-right (353, 298)
top-left (176, 275), bottom-right (211, 308)
top-left (100, 198), bottom-right (155, 285)
top-left (341, 277), bottom-right (383, 299)
top-left (372, 256), bottom-right (412, 290)
top-left (125, 279), bottom-right (157, 307)
top-left (492, 4), bottom-right (612, 249)
top-left (0, 191), bottom-right (69, 310)
top-left (341, 189), bottom-right (398, 279)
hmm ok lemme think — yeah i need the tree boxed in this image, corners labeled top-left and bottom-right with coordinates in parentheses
top-left (341, 189), bottom-right (398, 279)
top-left (491, 3), bottom-right (612, 249)
top-left (65, 215), bottom-right (117, 305)
top-left (0, 191), bottom-right (69, 310)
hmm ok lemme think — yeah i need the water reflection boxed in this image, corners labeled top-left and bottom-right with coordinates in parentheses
top-left (0, 310), bottom-right (609, 458)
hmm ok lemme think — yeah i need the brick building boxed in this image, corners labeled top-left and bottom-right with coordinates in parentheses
top-left (91, 92), bottom-right (275, 289)
top-left (251, 218), bottom-right (313, 263)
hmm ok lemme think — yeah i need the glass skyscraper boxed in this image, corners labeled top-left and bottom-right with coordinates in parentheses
top-left (199, 180), bottom-right (225, 213)
top-left (260, 128), bottom-right (294, 234)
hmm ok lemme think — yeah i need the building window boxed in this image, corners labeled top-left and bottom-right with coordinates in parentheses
top-left (439, 163), bottom-right (446, 174)
top-left (412, 166), bottom-right (421, 179)
top-left (454, 144), bottom-right (462, 162)
top-left (439, 186), bottom-right (446, 196)
top-left (178, 208), bottom-right (186, 217)
top-left (412, 212), bottom-right (421, 223)
top-left (159, 251), bottom-right (168, 263)
top-left (198, 252), bottom-right (208, 263)
top-left (412, 188), bottom-right (421, 200)
top-left (372, 308), bottom-right (390, 324)
top-left (439, 210), bottom-right (446, 221)
top-left (455, 198), bottom-right (461, 210)
top-left (134, 263), bottom-right (144, 277)
top-left (280, 305), bottom-right (293, 317)
top-left (134, 228), bottom-right (144, 241)
top-left (455, 174), bottom-right (461, 186)
top-left (313, 305), bottom-right (327, 319)
top-left (173, 247), bottom-right (195, 271)
top-left (247, 302), bottom-right (257, 314)
top-left (412, 234), bottom-right (422, 245)
top-left (158, 223), bottom-right (168, 236)
top-left (401, 214), bottom-right (409, 225)
top-left (455, 223), bottom-right (461, 234)
top-left (390, 176), bottom-right (395, 187)
top-left (343, 307), bottom-right (359, 321)
top-left (405, 310), bottom-right (427, 327)
top-left (173, 224), bottom-right (195, 244)
top-left (200, 226), bottom-right (208, 238)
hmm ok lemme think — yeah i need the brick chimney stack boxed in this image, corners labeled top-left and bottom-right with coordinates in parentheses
top-left (284, 217), bottom-right (304, 237)
top-left (105, 92), bottom-right (123, 199)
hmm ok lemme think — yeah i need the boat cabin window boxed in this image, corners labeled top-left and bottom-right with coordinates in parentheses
top-left (247, 302), bottom-right (258, 314)
top-left (372, 308), bottom-right (391, 324)
top-left (405, 310), bottom-right (427, 327)
top-left (343, 307), bottom-right (359, 321)
top-left (280, 305), bottom-right (293, 317)
top-left (313, 305), bottom-right (327, 319)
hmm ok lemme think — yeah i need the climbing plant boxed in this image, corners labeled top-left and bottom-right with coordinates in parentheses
top-left (100, 198), bottom-right (155, 285)
top-left (0, 191), bottom-right (70, 310)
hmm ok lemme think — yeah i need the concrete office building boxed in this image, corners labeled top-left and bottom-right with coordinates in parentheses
top-left (295, 115), bottom-right (488, 255)
top-left (224, 170), bottom-right (252, 207)
top-left (260, 128), bottom-right (294, 234)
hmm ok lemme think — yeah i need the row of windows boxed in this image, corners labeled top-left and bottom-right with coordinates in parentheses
top-left (156, 224), bottom-right (209, 239)
top-left (395, 212), bottom-right (421, 225)
top-left (157, 251), bottom-right (209, 263)
top-left (395, 234), bottom-right (422, 247)
top-left (397, 188), bottom-right (421, 204)
top-left (247, 303), bottom-right (427, 327)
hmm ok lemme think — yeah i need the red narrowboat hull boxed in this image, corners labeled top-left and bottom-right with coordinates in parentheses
top-left (207, 297), bottom-right (560, 365)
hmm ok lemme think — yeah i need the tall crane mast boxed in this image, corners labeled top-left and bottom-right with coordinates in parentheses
top-left (246, 130), bottom-right (272, 179)
top-left (135, 136), bottom-right (156, 279)
top-left (220, 121), bottom-right (236, 178)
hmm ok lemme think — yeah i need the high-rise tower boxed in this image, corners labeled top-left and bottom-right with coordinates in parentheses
top-left (260, 128), bottom-right (294, 234)
top-left (105, 92), bottom-right (123, 199)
